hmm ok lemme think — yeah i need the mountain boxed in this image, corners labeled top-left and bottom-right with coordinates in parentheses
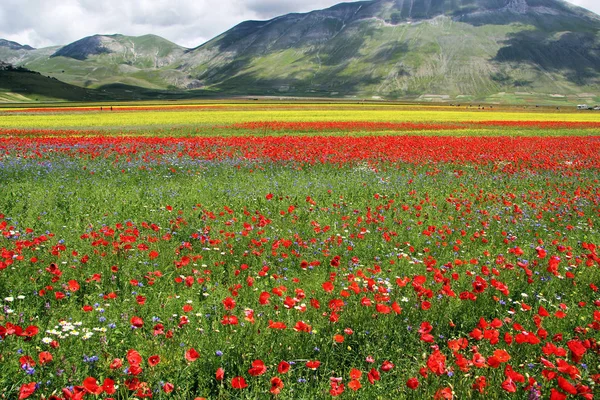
top-left (179, 0), bottom-right (600, 101)
top-left (2, 0), bottom-right (600, 103)
top-left (0, 39), bottom-right (34, 51)
top-left (1, 35), bottom-right (191, 90)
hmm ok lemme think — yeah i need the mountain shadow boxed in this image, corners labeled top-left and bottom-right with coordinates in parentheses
top-left (494, 29), bottom-right (600, 85)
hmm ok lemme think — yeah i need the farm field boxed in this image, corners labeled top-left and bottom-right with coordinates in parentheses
top-left (0, 102), bottom-right (599, 399)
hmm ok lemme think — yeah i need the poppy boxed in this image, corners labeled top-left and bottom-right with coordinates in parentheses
top-left (130, 316), bottom-right (144, 328)
top-left (248, 359), bottom-right (267, 376)
top-left (348, 379), bottom-right (361, 391)
top-left (231, 377), bottom-right (248, 389)
top-left (329, 381), bottom-right (344, 396)
top-left (278, 361), bottom-right (290, 374)
top-left (222, 297), bottom-right (236, 310)
top-left (83, 377), bottom-right (103, 395)
top-left (434, 387), bottom-right (453, 400)
top-left (407, 378), bottom-right (419, 389)
top-left (501, 378), bottom-right (517, 393)
top-left (148, 355), bottom-right (160, 367)
top-left (18, 383), bottom-right (36, 400)
top-left (349, 368), bottom-right (362, 380)
top-left (185, 348), bottom-right (200, 362)
top-left (270, 377), bottom-right (284, 395)
top-left (268, 320), bottom-right (286, 330)
top-left (427, 351), bottom-right (446, 375)
top-left (163, 382), bottom-right (174, 393)
top-left (23, 326), bottom-right (39, 338)
top-left (378, 360), bottom-right (393, 372)
top-left (367, 368), bottom-right (380, 384)
top-left (549, 389), bottom-right (567, 400)
top-left (103, 378), bottom-right (116, 395)
top-left (38, 351), bottom-right (53, 365)
top-left (127, 350), bottom-right (143, 366)
top-left (305, 360), bottom-right (320, 370)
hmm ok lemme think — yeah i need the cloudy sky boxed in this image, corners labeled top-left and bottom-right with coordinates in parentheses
top-left (0, 0), bottom-right (598, 49)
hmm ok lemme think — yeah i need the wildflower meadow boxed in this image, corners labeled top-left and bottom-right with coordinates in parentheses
top-left (0, 103), bottom-right (598, 399)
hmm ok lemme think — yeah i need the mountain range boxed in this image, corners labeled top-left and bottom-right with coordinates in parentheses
top-left (1, 0), bottom-right (600, 103)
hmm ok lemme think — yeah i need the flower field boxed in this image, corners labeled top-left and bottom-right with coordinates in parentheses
top-left (0, 103), bottom-right (599, 399)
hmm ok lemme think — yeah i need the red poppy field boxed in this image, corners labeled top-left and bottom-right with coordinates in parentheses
top-left (0, 103), bottom-right (599, 399)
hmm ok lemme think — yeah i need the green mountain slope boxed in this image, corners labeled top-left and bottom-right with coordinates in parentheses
top-left (0, 63), bottom-right (216, 103)
top-left (1, 34), bottom-right (190, 90)
top-left (178, 0), bottom-right (600, 101)
top-left (0, 64), bottom-right (101, 102)
top-left (2, 0), bottom-right (600, 102)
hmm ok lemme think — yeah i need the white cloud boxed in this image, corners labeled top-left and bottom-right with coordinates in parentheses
top-left (567, 0), bottom-right (600, 14)
top-left (0, 0), bottom-right (598, 49)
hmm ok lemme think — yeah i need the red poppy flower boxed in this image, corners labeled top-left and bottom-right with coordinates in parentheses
top-left (305, 360), bottom-right (320, 370)
top-left (434, 387), bottom-right (453, 399)
top-left (163, 382), bottom-right (174, 393)
top-left (550, 389), bottom-right (567, 400)
top-left (493, 349), bottom-right (511, 363)
top-left (103, 378), bottom-right (116, 395)
top-left (567, 340), bottom-right (586, 363)
top-left (222, 297), bottom-right (236, 310)
top-left (333, 334), bottom-right (344, 343)
top-left (248, 359), bottom-right (267, 376)
top-left (231, 377), bottom-right (248, 389)
top-left (68, 280), bottom-right (80, 292)
top-left (83, 377), bottom-right (103, 395)
top-left (185, 348), bottom-right (200, 362)
top-left (110, 358), bottom-right (123, 369)
top-left (127, 350), bottom-right (143, 366)
top-left (270, 377), bottom-right (284, 395)
top-left (216, 367), bottom-right (225, 381)
top-left (259, 291), bottom-right (271, 305)
top-left (472, 376), bottom-right (487, 393)
top-left (148, 355), bottom-right (160, 367)
top-left (329, 381), bottom-right (344, 397)
top-left (346, 368), bottom-right (362, 380)
top-left (427, 351), bottom-right (446, 375)
top-left (380, 360), bottom-right (394, 372)
top-left (38, 351), bottom-right (53, 365)
top-left (268, 320), bottom-right (287, 330)
top-left (407, 378), bottom-right (419, 390)
top-left (130, 316), bottom-right (144, 328)
top-left (128, 364), bottom-right (143, 376)
top-left (293, 320), bottom-right (312, 333)
top-left (557, 377), bottom-right (577, 395)
top-left (23, 326), bottom-right (39, 338)
top-left (221, 315), bottom-right (239, 325)
top-left (348, 379), bottom-right (361, 391)
top-left (18, 383), bottom-right (36, 400)
top-left (376, 303), bottom-right (391, 314)
top-left (367, 368), bottom-right (380, 384)
top-left (501, 378), bottom-right (517, 393)
top-left (278, 361), bottom-right (290, 374)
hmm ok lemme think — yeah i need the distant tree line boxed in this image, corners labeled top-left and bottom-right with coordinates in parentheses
top-left (0, 61), bottom-right (36, 73)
